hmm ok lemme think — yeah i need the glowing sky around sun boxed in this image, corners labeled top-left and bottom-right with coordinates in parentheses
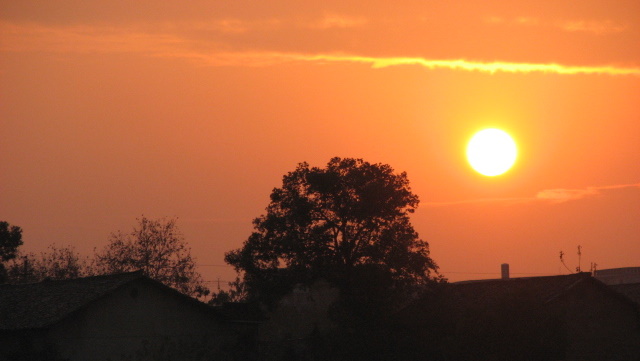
top-left (1, 0), bottom-right (639, 284)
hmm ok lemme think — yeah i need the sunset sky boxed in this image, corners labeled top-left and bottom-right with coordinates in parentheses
top-left (2, 1), bottom-right (639, 285)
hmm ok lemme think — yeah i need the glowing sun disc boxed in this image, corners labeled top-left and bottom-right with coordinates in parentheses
top-left (467, 128), bottom-right (517, 176)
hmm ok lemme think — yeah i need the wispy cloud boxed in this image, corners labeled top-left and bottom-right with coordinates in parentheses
top-left (307, 15), bottom-right (368, 29)
top-left (559, 20), bottom-right (627, 34)
top-left (483, 16), bottom-right (540, 27)
top-left (189, 18), bottom-right (283, 34)
top-left (514, 17), bottom-right (540, 26)
top-left (203, 19), bottom-right (252, 34)
top-left (291, 54), bottom-right (640, 76)
top-left (3, 21), bottom-right (640, 76)
top-left (170, 51), bottom-right (640, 76)
top-left (0, 22), bottom-right (189, 54)
top-left (484, 16), bottom-right (628, 35)
top-left (425, 183), bottom-right (640, 207)
top-left (423, 197), bottom-right (531, 208)
top-left (535, 183), bottom-right (640, 203)
top-left (535, 188), bottom-right (599, 203)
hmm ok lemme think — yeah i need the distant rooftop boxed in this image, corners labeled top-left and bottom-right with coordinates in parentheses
top-left (595, 267), bottom-right (640, 285)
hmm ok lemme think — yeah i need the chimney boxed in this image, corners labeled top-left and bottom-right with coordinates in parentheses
top-left (501, 263), bottom-right (510, 280)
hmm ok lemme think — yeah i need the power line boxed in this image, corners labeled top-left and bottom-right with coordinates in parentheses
top-left (201, 271), bottom-right (560, 283)
top-left (198, 264), bottom-right (233, 267)
top-left (442, 271), bottom-right (556, 275)
top-left (201, 271), bottom-right (562, 279)
top-left (443, 271), bottom-right (558, 275)
top-left (198, 263), bottom-right (559, 275)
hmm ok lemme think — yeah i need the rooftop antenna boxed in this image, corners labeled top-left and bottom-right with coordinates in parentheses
top-left (576, 245), bottom-right (582, 272)
top-left (560, 245), bottom-right (590, 275)
top-left (559, 251), bottom-right (573, 273)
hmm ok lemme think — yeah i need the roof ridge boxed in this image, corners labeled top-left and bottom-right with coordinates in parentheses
top-left (544, 276), bottom-right (589, 304)
top-left (0, 271), bottom-right (150, 330)
top-left (452, 272), bottom-right (590, 285)
top-left (0, 270), bottom-right (144, 288)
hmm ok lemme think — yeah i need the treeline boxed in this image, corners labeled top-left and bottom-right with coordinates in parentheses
top-left (0, 218), bottom-right (209, 299)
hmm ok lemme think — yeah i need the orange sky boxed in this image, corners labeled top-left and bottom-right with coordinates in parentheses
top-left (1, 0), bottom-right (639, 285)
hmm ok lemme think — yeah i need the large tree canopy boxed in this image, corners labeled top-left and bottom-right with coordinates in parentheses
top-left (226, 157), bottom-right (439, 301)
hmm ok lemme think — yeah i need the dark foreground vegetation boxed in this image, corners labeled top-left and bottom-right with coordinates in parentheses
top-left (2, 158), bottom-right (639, 360)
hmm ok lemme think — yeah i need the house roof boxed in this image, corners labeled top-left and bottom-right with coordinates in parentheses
top-left (396, 272), bottom-right (638, 326)
top-left (447, 272), bottom-right (593, 304)
top-left (610, 282), bottom-right (640, 306)
top-left (0, 271), bottom-right (225, 330)
top-left (445, 272), bottom-right (640, 311)
top-left (214, 302), bottom-right (265, 323)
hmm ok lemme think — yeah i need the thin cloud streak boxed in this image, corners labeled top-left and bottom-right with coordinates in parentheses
top-left (423, 197), bottom-right (532, 208)
top-left (425, 183), bottom-right (640, 208)
top-left (483, 16), bottom-right (628, 35)
top-left (2, 21), bottom-right (640, 76)
top-left (295, 54), bottom-right (640, 75)
top-left (178, 52), bottom-right (640, 76)
top-left (535, 188), bottom-right (599, 203)
top-left (560, 20), bottom-right (628, 34)
top-left (307, 15), bottom-right (368, 29)
top-left (0, 22), bottom-right (189, 54)
top-left (536, 183), bottom-right (640, 203)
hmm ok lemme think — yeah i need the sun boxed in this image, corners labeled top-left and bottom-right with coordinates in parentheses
top-left (466, 128), bottom-right (517, 176)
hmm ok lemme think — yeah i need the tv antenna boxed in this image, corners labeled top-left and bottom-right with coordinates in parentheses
top-left (559, 245), bottom-right (586, 274)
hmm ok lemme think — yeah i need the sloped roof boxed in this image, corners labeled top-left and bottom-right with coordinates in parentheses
top-left (392, 274), bottom-right (640, 360)
top-left (214, 302), bottom-right (264, 323)
top-left (447, 272), bottom-right (592, 304)
top-left (610, 282), bottom-right (640, 306)
top-left (396, 273), bottom-right (637, 326)
top-left (0, 271), bottom-right (222, 330)
top-left (444, 272), bottom-right (640, 316)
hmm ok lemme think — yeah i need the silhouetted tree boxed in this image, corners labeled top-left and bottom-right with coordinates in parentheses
top-left (6, 244), bottom-right (93, 283)
top-left (0, 221), bottom-right (23, 282)
top-left (226, 157), bottom-right (440, 304)
top-left (208, 276), bottom-right (248, 305)
top-left (95, 216), bottom-right (209, 298)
